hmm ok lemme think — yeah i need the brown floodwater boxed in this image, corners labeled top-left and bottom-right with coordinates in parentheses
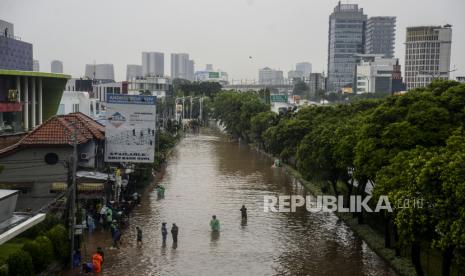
top-left (72, 129), bottom-right (397, 276)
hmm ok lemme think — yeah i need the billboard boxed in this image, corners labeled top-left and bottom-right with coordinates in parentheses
top-left (104, 94), bottom-right (156, 163)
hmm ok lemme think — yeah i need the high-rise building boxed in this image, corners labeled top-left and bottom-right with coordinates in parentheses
top-left (142, 52), bottom-right (164, 77)
top-left (171, 53), bottom-right (194, 81)
top-left (327, 1), bottom-right (367, 94)
top-left (126, 64), bottom-right (143, 80)
top-left (0, 19), bottom-right (33, 71)
top-left (51, 60), bottom-right (63, 73)
top-left (456, 76), bottom-right (465, 83)
top-left (366, 17), bottom-right (396, 58)
top-left (288, 70), bottom-right (304, 81)
top-left (296, 62), bottom-right (312, 78)
top-left (355, 54), bottom-right (405, 94)
top-left (259, 67), bottom-right (284, 85)
top-left (188, 60), bottom-right (195, 81)
top-left (404, 25), bottom-right (452, 90)
top-left (33, 60), bottom-right (40, 71)
top-left (84, 64), bottom-right (115, 81)
top-left (309, 73), bottom-right (326, 97)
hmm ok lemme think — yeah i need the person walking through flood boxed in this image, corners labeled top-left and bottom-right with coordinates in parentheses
top-left (240, 205), bottom-right (247, 220)
top-left (136, 226), bottom-right (143, 245)
top-left (111, 220), bottom-right (121, 249)
top-left (161, 222), bottom-right (168, 244)
top-left (210, 215), bottom-right (220, 231)
top-left (92, 249), bottom-right (103, 273)
top-left (171, 223), bottom-right (179, 243)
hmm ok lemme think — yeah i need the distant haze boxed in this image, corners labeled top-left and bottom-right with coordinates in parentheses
top-left (1, 0), bottom-right (464, 81)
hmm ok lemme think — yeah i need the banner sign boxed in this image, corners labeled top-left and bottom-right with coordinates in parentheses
top-left (105, 94), bottom-right (156, 163)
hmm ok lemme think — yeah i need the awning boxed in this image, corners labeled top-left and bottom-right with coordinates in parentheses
top-left (51, 182), bottom-right (104, 193)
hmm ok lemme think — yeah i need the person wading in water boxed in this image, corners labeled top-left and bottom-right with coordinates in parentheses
top-left (161, 222), bottom-right (168, 245)
top-left (171, 223), bottom-right (179, 243)
top-left (240, 205), bottom-right (247, 220)
top-left (210, 215), bottom-right (220, 232)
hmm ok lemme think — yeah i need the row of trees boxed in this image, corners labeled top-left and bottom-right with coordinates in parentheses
top-left (210, 80), bottom-right (465, 276)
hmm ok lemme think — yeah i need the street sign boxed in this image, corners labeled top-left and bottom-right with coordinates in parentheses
top-left (270, 94), bottom-right (288, 103)
top-left (209, 72), bottom-right (220, 78)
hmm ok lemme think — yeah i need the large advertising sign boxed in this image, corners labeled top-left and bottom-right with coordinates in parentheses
top-left (104, 94), bottom-right (156, 163)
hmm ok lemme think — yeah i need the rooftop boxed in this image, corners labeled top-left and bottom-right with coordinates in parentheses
top-left (0, 69), bottom-right (70, 79)
top-left (0, 113), bottom-right (104, 157)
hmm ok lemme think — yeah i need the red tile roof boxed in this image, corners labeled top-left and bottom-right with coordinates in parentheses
top-left (0, 113), bottom-right (104, 157)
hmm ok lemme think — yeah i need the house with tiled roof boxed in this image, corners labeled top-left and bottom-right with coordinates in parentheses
top-left (0, 112), bottom-right (105, 212)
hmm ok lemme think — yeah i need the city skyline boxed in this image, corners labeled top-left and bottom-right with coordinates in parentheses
top-left (1, 0), bottom-right (464, 81)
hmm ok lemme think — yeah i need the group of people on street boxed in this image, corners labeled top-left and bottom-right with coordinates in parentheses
top-left (161, 222), bottom-right (178, 245)
top-left (81, 176), bottom-right (249, 274)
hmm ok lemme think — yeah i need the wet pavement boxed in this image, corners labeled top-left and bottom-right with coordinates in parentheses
top-left (72, 129), bottom-right (397, 276)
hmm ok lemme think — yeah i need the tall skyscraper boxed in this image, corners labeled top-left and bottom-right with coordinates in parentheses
top-left (366, 17), bottom-right (396, 58)
top-left (51, 60), bottom-right (63, 73)
top-left (126, 64), bottom-right (143, 80)
top-left (296, 62), bottom-right (312, 78)
top-left (171, 53), bottom-right (194, 81)
top-left (142, 52), bottom-right (164, 77)
top-left (327, 1), bottom-right (367, 93)
top-left (85, 64), bottom-right (115, 81)
top-left (404, 25), bottom-right (452, 90)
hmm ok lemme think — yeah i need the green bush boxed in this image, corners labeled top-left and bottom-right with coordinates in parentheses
top-left (45, 224), bottom-right (69, 264)
top-left (0, 264), bottom-right (7, 276)
top-left (22, 236), bottom-right (55, 273)
top-left (22, 240), bottom-right (42, 273)
top-left (6, 250), bottom-right (33, 276)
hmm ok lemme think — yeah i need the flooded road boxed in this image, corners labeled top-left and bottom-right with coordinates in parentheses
top-left (81, 129), bottom-right (396, 275)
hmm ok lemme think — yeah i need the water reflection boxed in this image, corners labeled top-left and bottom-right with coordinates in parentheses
top-left (71, 129), bottom-right (396, 276)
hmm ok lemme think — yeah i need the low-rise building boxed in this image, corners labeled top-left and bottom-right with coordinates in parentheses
top-left (194, 65), bottom-right (228, 85)
top-left (355, 54), bottom-right (406, 94)
top-left (0, 70), bottom-right (69, 148)
top-left (0, 112), bottom-right (105, 212)
top-left (57, 91), bottom-right (102, 119)
top-left (127, 76), bottom-right (172, 98)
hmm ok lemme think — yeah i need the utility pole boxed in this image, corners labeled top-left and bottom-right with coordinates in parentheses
top-left (189, 96), bottom-right (193, 119)
top-left (199, 97), bottom-right (203, 123)
top-left (69, 124), bottom-right (78, 268)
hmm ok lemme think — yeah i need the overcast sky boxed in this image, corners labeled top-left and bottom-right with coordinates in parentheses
top-left (1, 0), bottom-right (464, 81)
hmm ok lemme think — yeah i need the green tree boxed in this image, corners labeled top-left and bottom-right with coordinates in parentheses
top-left (293, 79), bottom-right (309, 98)
top-left (250, 111), bottom-right (278, 149)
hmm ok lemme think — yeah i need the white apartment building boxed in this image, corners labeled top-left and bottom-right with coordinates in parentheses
top-left (404, 25), bottom-right (452, 90)
top-left (57, 91), bottom-right (101, 119)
